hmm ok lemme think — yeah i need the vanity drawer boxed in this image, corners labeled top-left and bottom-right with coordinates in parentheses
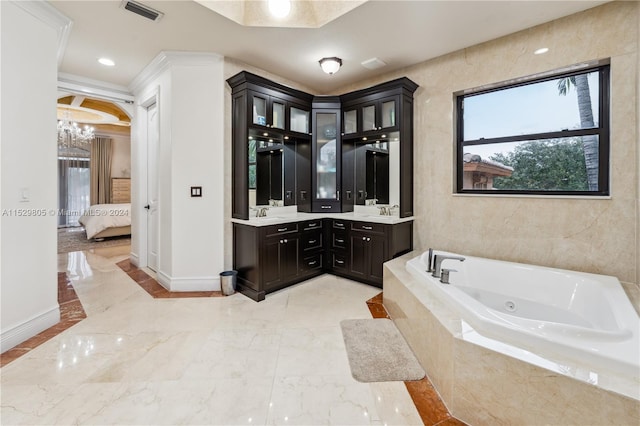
top-left (332, 219), bottom-right (348, 230)
top-left (300, 253), bottom-right (323, 272)
top-left (302, 220), bottom-right (322, 231)
top-left (332, 230), bottom-right (347, 250)
top-left (331, 252), bottom-right (348, 271)
top-left (302, 230), bottom-right (323, 251)
top-left (351, 221), bottom-right (384, 234)
top-left (264, 223), bottom-right (298, 237)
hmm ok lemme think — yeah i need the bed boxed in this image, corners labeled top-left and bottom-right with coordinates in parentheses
top-left (79, 203), bottom-right (131, 240)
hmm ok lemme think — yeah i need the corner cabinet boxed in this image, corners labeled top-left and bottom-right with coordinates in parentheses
top-left (310, 97), bottom-right (354, 213)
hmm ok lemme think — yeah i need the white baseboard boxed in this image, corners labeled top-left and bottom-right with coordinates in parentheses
top-left (129, 252), bottom-right (140, 267)
top-left (157, 270), bottom-right (221, 292)
top-left (1, 306), bottom-right (61, 353)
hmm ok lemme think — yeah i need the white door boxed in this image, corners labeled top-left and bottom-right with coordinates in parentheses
top-left (146, 103), bottom-right (159, 271)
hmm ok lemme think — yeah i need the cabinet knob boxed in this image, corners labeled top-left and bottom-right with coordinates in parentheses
top-left (362, 236), bottom-right (366, 241)
top-left (368, 237), bottom-right (371, 241)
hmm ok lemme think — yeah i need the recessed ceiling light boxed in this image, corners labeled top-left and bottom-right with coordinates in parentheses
top-left (268, 0), bottom-right (291, 18)
top-left (534, 47), bottom-right (549, 55)
top-left (98, 58), bottom-right (115, 66)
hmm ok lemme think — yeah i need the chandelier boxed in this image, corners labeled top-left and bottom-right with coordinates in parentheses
top-left (57, 110), bottom-right (95, 150)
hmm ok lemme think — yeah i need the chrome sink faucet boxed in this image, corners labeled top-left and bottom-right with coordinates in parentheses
top-left (253, 207), bottom-right (269, 217)
top-left (432, 254), bottom-right (465, 278)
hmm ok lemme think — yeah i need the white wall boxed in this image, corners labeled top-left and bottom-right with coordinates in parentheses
top-left (131, 52), bottom-right (225, 291)
top-left (1, 1), bottom-right (60, 351)
top-left (109, 133), bottom-right (131, 178)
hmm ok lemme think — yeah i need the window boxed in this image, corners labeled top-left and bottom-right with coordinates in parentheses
top-left (58, 155), bottom-right (90, 227)
top-left (456, 64), bottom-right (610, 196)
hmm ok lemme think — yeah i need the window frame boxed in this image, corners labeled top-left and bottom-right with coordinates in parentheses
top-left (455, 64), bottom-right (610, 196)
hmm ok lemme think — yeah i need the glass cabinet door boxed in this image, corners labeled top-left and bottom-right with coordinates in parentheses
top-left (362, 105), bottom-right (376, 132)
top-left (290, 106), bottom-right (309, 134)
top-left (381, 99), bottom-right (396, 129)
top-left (252, 95), bottom-right (267, 126)
top-left (343, 109), bottom-right (357, 135)
top-left (315, 112), bottom-right (337, 200)
top-left (272, 100), bottom-right (285, 129)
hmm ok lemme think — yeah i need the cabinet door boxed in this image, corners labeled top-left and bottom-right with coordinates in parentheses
top-left (251, 92), bottom-right (269, 127)
top-left (367, 233), bottom-right (388, 283)
top-left (281, 236), bottom-right (299, 281)
top-left (262, 237), bottom-right (283, 288)
top-left (361, 102), bottom-right (377, 133)
top-left (349, 233), bottom-right (368, 280)
top-left (343, 108), bottom-right (358, 136)
top-left (271, 97), bottom-right (286, 130)
top-left (379, 96), bottom-right (398, 130)
top-left (290, 104), bottom-right (310, 135)
top-left (312, 109), bottom-right (341, 211)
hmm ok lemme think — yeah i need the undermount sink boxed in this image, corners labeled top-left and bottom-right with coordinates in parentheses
top-left (250, 216), bottom-right (284, 222)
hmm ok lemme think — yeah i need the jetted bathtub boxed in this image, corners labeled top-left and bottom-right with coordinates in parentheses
top-left (405, 251), bottom-right (640, 378)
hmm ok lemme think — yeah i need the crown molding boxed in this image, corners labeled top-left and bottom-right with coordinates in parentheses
top-left (129, 51), bottom-right (224, 95)
top-left (11, 0), bottom-right (73, 67)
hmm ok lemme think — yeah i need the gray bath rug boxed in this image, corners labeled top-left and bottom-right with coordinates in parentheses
top-left (340, 318), bottom-right (425, 382)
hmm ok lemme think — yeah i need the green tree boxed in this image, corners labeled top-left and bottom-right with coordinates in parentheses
top-left (490, 139), bottom-right (588, 191)
top-left (557, 75), bottom-right (599, 191)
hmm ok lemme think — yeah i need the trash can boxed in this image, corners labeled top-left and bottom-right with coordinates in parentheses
top-left (220, 270), bottom-right (237, 296)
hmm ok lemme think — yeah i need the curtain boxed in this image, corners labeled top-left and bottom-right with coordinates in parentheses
top-left (58, 154), bottom-right (90, 227)
top-left (90, 136), bottom-right (113, 205)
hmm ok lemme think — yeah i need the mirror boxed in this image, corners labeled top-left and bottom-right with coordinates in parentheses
top-left (248, 129), bottom-right (284, 207)
top-left (355, 131), bottom-right (400, 206)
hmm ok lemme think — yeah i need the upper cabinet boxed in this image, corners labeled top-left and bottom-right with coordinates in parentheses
top-left (227, 72), bottom-right (418, 220)
top-left (342, 95), bottom-right (399, 136)
top-left (340, 78), bottom-right (418, 218)
top-left (228, 72), bottom-right (314, 220)
top-left (249, 90), bottom-right (311, 135)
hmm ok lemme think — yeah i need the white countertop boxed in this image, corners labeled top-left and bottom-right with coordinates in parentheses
top-left (231, 208), bottom-right (414, 227)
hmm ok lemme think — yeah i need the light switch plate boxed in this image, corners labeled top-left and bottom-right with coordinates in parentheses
top-left (190, 186), bottom-right (202, 197)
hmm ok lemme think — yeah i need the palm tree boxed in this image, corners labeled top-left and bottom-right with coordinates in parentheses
top-left (557, 74), bottom-right (599, 191)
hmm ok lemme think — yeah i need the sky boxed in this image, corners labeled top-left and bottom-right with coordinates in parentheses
top-left (462, 71), bottom-right (599, 159)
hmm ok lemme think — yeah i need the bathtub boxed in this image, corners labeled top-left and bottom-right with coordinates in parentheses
top-left (405, 251), bottom-right (640, 379)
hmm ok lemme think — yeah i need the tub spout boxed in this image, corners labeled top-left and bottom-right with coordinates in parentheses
top-left (426, 248), bottom-right (434, 272)
top-left (432, 254), bottom-right (465, 278)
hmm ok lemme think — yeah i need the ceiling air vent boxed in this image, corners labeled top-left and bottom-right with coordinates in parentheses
top-left (121, 0), bottom-right (164, 22)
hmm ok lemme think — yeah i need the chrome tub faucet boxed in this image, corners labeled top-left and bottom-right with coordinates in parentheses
top-left (432, 254), bottom-right (465, 278)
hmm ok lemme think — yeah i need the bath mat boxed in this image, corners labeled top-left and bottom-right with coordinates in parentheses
top-left (340, 318), bottom-right (425, 382)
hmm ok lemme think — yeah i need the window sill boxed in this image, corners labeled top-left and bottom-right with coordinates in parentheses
top-left (452, 193), bottom-right (612, 200)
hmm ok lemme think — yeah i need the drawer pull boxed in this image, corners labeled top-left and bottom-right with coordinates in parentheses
top-left (335, 238), bottom-right (344, 243)
top-left (362, 226), bottom-right (373, 230)
top-left (308, 260), bottom-right (317, 266)
top-left (309, 240), bottom-right (317, 244)
top-left (308, 222), bottom-right (317, 227)
top-left (336, 259), bottom-right (344, 264)
top-left (335, 222), bottom-right (344, 227)
top-left (277, 227), bottom-right (288, 232)
top-left (321, 205), bottom-right (331, 209)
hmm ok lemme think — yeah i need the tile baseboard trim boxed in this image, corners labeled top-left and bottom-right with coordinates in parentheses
top-left (157, 271), bottom-right (221, 292)
top-left (0, 305), bottom-right (60, 353)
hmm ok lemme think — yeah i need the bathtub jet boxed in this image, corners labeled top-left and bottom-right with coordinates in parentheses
top-left (406, 250), bottom-right (640, 379)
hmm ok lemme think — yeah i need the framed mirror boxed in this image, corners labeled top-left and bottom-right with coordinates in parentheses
top-left (354, 131), bottom-right (400, 207)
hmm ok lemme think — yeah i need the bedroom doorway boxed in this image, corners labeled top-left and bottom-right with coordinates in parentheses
top-left (146, 102), bottom-right (159, 271)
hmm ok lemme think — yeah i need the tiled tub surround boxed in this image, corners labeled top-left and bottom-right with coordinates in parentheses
top-left (384, 252), bottom-right (640, 425)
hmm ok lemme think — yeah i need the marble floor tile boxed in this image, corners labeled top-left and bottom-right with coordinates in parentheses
top-left (1, 247), bottom-right (428, 425)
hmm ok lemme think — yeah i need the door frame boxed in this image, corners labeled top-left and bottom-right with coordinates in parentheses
top-left (133, 88), bottom-right (160, 269)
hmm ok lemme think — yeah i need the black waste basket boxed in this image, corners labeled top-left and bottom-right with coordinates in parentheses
top-left (220, 270), bottom-right (237, 296)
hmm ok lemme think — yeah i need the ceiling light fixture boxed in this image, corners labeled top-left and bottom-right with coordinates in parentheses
top-left (534, 47), bottom-right (549, 55)
top-left (98, 57), bottom-right (115, 66)
top-left (268, 0), bottom-right (291, 18)
top-left (319, 57), bottom-right (342, 75)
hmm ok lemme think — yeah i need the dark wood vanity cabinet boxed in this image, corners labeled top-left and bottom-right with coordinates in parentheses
top-left (326, 219), bottom-right (413, 288)
top-left (233, 220), bottom-right (325, 301)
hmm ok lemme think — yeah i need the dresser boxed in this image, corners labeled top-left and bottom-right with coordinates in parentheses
top-left (111, 178), bottom-right (131, 203)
